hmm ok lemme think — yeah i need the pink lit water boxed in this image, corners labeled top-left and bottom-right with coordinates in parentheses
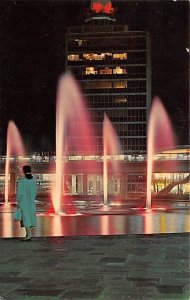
top-left (0, 207), bottom-right (189, 238)
top-left (103, 113), bottom-right (121, 204)
top-left (5, 121), bottom-right (26, 202)
top-left (146, 97), bottom-right (176, 208)
top-left (52, 73), bottom-right (96, 213)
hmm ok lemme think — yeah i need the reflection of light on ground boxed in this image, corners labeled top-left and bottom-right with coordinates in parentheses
top-left (160, 214), bottom-right (166, 233)
top-left (144, 212), bottom-right (153, 234)
top-left (169, 214), bottom-right (176, 232)
top-left (1, 202), bottom-right (12, 213)
top-left (0, 209), bottom-right (189, 238)
top-left (101, 215), bottom-right (110, 235)
top-left (153, 207), bottom-right (167, 211)
top-left (128, 215), bottom-right (143, 234)
top-left (131, 207), bottom-right (147, 211)
top-left (185, 215), bottom-right (190, 232)
top-left (131, 207), bottom-right (167, 213)
top-left (36, 212), bottom-right (82, 217)
top-left (113, 216), bottom-right (126, 234)
top-left (2, 212), bottom-right (13, 238)
top-left (52, 216), bottom-right (63, 236)
top-left (37, 213), bottom-right (55, 217)
top-left (58, 212), bottom-right (82, 216)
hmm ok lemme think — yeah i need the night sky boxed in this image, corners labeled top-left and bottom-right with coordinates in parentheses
top-left (0, 0), bottom-right (189, 153)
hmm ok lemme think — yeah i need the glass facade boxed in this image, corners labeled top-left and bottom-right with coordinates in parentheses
top-left (0, 150), bottom-right (189, 199)
top-left (153, 173), bottom-right (190, 194)
top-left (66, 26), bottom-right (151, 154)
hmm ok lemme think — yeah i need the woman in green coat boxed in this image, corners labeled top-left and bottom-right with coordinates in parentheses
top-left (16, 165), bottom-right (37, 240)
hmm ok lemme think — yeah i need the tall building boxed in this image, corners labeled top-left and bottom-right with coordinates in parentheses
top-left (65, 1), bottom-right (151, 155)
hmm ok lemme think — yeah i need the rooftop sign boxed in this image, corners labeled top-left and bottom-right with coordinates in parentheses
top-left (91, 0), bottom-right (115, 14)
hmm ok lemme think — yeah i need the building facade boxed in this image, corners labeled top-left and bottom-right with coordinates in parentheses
top-left (65, 20), bottom-right (151, 155)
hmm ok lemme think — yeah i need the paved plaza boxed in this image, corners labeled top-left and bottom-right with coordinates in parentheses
top-left (0, 203), bottom-right (189, 300)
top-left (0, 233), bottom-right (189, 300)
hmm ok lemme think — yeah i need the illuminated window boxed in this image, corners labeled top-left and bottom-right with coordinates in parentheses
top-left (85, 67), bottom-right (98, 75)
top-left (113, 66), bottom-right (127, 74)
top-left (99, 67), bottom-right (112, 75)
top-left (75, 39), bottom-right (87, 46)
top-left (113, 53), bottom-right (128, 60)
top-left (105, 52), bottom-right (112, 58)
top-left (95, 82), bottom-right (112, 88)
top-left (83, 53), bottom-right (103, 60)
top-left (113, 81), bottom-right (127, 88)
top-left (68, 54), bottom-right (80, 61)
top-left (83, 53), bottom-right (95, 60)
top-left (83, 52), bottom-right (112, 61)
top-left (115, 97), bottom-right (127, 103)
top-left (84, 80), bottom-right (128, 89)
top-left (84, 82), bottom-right (112, 89)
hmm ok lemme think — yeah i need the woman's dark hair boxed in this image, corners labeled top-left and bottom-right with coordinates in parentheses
top-left (23, 165), bottom-right (31, 174)
top-left (23, 165), bottom-right (33, 179)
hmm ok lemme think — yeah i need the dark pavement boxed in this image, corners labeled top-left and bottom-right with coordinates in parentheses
top-left (0, 202), bottom-right (189, 300)
top-left (0, 233), bottom-right (189, 300)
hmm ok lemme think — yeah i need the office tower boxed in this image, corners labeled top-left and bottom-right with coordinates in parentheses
top-left (65, 1), bottom-right (151, 155)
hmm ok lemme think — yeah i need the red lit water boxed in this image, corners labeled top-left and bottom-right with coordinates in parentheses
top-left (103, 113), bottom-right (121, 205)
top-left (5, 121), bottom-right (26, 202)
top-left (52, 73), bottom-right (97, 213)
top-left (146, 97), bottom-right (176, 209)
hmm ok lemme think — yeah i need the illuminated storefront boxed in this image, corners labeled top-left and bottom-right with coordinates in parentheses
top-left (0, 148), bottom-right (189, 201)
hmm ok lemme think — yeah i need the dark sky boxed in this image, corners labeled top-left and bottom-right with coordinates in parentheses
top-left (0, 0), bottom-right (189, 153)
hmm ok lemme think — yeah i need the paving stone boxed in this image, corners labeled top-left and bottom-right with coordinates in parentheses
top-left (159, 277), bottom-right (189, 285)
top-left (61, 288), bottom-right (102, 299)
top-left (0, 232), bottom-right (189, 299)
top-left (7, 288), bottom-right (65, 297)
top-left (102, 294), bottom-right (140, 300)
top-left (100, 257), bottom-right (126, 263)
top-left (0, 276), bottom-right (33, 283)
top-left (157, 285), bottom-right (185, 294)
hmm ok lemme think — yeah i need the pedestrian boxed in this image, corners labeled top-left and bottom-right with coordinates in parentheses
top-left (16, 165), bottom-right (37, 241)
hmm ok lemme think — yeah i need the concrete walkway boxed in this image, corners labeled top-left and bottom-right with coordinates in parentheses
top-left (0, 233), bottom-right (189, 300)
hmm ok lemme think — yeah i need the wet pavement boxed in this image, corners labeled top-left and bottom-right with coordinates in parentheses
top-left (0, 202), bottom-right (189, 299)
top-left (0, 202), bottom-right (189, 238)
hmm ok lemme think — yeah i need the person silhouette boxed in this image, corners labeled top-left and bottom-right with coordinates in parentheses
top-left (16, 165), bottom-right (37, 241)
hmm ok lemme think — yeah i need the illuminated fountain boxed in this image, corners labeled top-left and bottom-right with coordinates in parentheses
top-left (103, 113), bottom-right (121, 206)
top-left (52, 76), bottom-right (178, 214)
top-left (52, 73), bottom-right (96, 214)
top-left (5, 120), bottom-right (26, 203)
top-left (4, 77), bottom-right (177, 213)
top-left (146, 97), bottom-right (176, 209)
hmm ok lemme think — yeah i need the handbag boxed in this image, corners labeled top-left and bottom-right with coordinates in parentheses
top-left (13, 208), bottom-right (22, 221)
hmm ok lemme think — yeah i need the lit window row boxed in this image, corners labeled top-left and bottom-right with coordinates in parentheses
top-left (85, 66), bottom-right (127, 75)
top-left (68, 36), bottom-right (146, 49)
top-left (68, 52), bottom-right (128, 61)
top-left (88, 95), bottom-right (146, 108)
top-left (82, 81), bottom-right (146, 91)
top-left (83, 81), bottom-right (128, 89)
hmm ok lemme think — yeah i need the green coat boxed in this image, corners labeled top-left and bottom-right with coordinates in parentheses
top-left (16, 177), bottom-right (37, 227)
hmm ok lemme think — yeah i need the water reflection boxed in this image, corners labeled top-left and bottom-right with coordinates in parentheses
top-left (52, 216), bottom-right (63, 236)
top-left (2, 212), bottom-right (13, 237)
top-left (0, 210), bottom-right (189, 238)
top-left (144, 212), bottom-right (153, 234)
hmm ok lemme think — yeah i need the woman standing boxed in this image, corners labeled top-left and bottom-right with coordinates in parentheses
top-left (16, 165), bottom-right (37, 240)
